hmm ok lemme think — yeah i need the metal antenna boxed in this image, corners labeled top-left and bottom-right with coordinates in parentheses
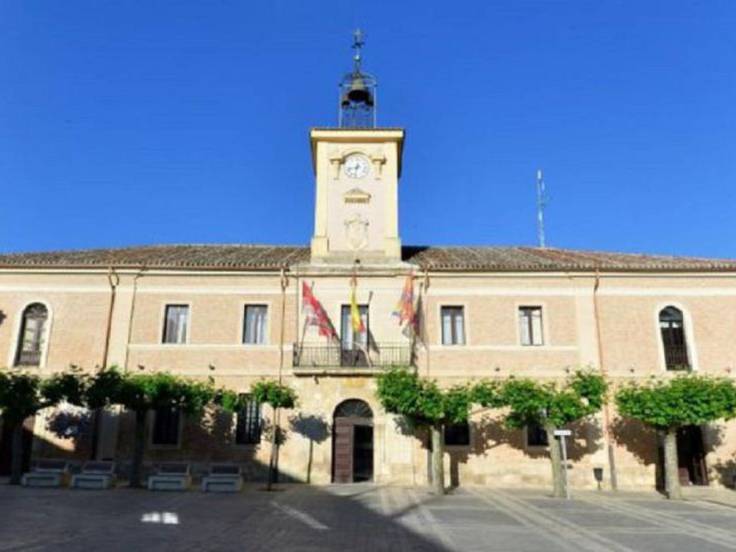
top-left (536, 169), bottom-right (547, 248)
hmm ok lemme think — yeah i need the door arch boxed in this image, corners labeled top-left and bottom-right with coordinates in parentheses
top-left (332, 399), bottom-right (374, 483)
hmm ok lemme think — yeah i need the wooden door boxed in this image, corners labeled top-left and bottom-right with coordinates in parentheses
top-left (333, 418), bottom-right (354, 483)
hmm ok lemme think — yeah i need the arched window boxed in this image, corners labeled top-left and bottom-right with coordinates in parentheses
top-left (15, 303), bottom-right (49, 367)
top-left (659, 306), bottom-right (690, 371)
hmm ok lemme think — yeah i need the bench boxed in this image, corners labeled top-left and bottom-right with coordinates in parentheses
top-left (147, 462), bottom-right (191, 491)
top-left (21, 459), bottom-right (70, 488)
top-left (71, 461), bottom-right (116, 490)
top-left (201, 464), bottom-right (243, 493)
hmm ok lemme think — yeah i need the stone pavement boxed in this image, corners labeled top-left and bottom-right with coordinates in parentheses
top-left (0, 483), bottom-right (735, 551)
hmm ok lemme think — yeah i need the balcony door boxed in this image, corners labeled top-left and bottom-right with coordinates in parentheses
top-left (340, 305), bottom-right (369, 366)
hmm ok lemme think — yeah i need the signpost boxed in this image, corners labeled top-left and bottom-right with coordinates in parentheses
top-left (554, 429), bottom-right (572, 499)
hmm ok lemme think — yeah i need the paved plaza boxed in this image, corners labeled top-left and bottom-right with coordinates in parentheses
top-left (1, 484), bottom-right (736, 551)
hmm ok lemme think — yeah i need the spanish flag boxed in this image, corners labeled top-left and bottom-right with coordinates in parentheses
top-left (350, 278), bottom-right (365, 333)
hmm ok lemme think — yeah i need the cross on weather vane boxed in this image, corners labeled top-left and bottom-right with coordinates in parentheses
top-left (352, 29), bottom-right (365, 70)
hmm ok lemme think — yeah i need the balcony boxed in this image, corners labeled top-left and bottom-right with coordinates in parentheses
top-left (664, 344), bottom-right (690, 371)
top-left (293, 343), bottom-right (413, 373)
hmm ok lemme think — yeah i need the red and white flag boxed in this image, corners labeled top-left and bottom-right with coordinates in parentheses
top-left (302, 282), bottom-right (338, 340)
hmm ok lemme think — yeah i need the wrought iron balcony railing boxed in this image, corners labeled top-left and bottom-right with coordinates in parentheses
top-left (293, 343), bottom-right (413, 370)
top-left (664, 344), bottom-right (690, 371)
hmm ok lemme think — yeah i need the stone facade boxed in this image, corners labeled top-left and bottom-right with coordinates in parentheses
top-left (1, 126), bottom-right (736, 491)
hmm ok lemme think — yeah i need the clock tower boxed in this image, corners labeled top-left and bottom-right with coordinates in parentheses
top-left (309, 31), bottom-right (405, 264)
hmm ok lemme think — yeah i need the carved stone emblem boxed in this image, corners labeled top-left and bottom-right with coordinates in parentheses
top-left (344, 213), bottom-right (369, 251)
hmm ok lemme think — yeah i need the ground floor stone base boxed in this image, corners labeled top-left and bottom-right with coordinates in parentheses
top-left (8, 375), bottom-right (736, 491)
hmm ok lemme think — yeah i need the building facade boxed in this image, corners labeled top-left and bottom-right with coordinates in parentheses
top-left (2, 43), bottom-right (736, 491)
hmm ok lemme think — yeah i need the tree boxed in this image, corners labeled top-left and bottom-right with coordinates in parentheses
top-left (376, 368), bottom-right (474, 495)
top-left (475, 371), bottom-right (607, 498)
top-left (250, 380), bottom-right (297, 491)
top-left (616, 375), bottom-right (736, 500)
top-left (0, 369), bottom-right (86, 484)
top-left (90, 370), bottom-right (215, 488)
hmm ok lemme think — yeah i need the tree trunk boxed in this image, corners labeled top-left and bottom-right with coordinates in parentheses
top-left (129, 410), bottom-right (147, 488)
top-left (546, 424), bottom-right (565, 498)
top-left (430, 424), bottom-right (445, 495)
top-left (664, 427), bottom-right (682, 500)
top-left (266, 407), bottom-right (279, 491)
top-left (9, 423), bottom-right (24, 485)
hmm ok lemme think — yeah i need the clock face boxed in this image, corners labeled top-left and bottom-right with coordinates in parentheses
top-left (343, 154), bottom-right (370, 179)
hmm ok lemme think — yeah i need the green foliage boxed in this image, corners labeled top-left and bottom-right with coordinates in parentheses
top-left (42, 367), bottom-right (88, 407)
top-left (471, 380), bottom-right (505, 409)
top-left (87, 370), bottom-right (216, 415)
top-left (0, 371), bottom-right (47, 425)
top-left (493, 371), bottom-right (607, 429)
top-left (616, 375), bottom-right (736, 430)
top-left (251, 380), bottom-right (297, 409)
top-left (376, 368), bottom-right (472, 426)
top-left (85, 367), bottom-right (125, 410)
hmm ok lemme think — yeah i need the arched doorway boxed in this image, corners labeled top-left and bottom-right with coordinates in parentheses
top-left (332, 399), bottom-right (373, 483)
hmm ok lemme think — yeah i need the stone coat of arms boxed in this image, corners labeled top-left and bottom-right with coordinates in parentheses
top-left (344, 213), bottom-right (369, 251)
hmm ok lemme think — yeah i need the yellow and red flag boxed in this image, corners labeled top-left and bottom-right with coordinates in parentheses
top-left (350, 277), bottom-right (365, 333)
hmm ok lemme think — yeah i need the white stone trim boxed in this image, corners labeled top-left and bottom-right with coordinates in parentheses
top-left (654, 301), bottom-right (699, 373)
top-left (8, 299), bottom-right (53, 369)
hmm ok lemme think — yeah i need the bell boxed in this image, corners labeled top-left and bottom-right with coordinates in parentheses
top-left (346, 74), bottom-right (372, 105)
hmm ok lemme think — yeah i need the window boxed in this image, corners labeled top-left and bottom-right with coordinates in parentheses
top-left (152, 406), bottom-right (181, 446)
top-left (441, 306), bottom-right (465, 345)
top-left (15, 303), bottom-right (49, 367)
top-left (340, 304), bottom-right (369, 349)
top-left (526, 422), bottom-right (549, 447)
top-left (518, 306), bottom-right (544, 346)
top-left (243, 305), bottom-right (268, 344)
top-left (444, 423), bottom-right (470, 447)
top-left (235, 395), bottom-right (262, 445)
top-left (659, 306), bottom-right (690, 371)
top-left (162, 305), bottom-right (189, 344)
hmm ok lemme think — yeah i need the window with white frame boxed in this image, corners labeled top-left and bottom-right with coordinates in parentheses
top-left (518, 306), bottom-right (544, 346)
top-left (441, 306), bottom-right (465, 345)
top-left (243, 305), bottom-right (268, 344)
top-left (162, 305), bottom-right (189, 344)
top-left (235, 394), bottom-right (262, 445)
top-left (15, 303), bottom-right (49, 367)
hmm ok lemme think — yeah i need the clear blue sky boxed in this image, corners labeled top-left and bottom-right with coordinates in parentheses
top-left (1, 1), bottom-right (735, 257)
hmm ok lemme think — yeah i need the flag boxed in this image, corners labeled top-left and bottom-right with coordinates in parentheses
top-left (350, 279), bottom-right (365, 333)
top-left (392, 274), bottom-right (415, 326)
top-left (302, 282), bottom-right (337, 340)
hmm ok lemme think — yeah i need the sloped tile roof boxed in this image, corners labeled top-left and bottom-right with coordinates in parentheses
top-left (0, 244), bottom-right (735, 272)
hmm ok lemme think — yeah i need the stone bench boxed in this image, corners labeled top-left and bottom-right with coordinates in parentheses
top-left (21, 459), bottom-right (70, 488)
top-left (147, 462), bottom-right (191, 491)
top-left (71, 461), bottom-right (116, 490)
top-left (201, 464), bottom-right (243, 493)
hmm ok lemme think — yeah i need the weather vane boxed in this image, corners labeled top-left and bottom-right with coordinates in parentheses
top-left (352, 29), bottom-right (365, 70)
